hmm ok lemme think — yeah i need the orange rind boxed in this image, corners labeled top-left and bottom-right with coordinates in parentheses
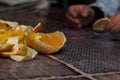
top-left (0, 19), bottom-right (66, 62)
top-left (25, 31), bottom-right (66, 54)
top-left (33, 22), bottom-right (42, 33)
top-left (10, 46), bottom-right (38, 62)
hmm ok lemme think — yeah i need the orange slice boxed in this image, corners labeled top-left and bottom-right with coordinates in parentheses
top-left (93, 18), bottom-right (110, 32)
top-left (25, 31), bottom-right (66, 54)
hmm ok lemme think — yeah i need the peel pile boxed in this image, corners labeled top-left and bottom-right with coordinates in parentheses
top-left (0, 19), bottom-right (66, 62)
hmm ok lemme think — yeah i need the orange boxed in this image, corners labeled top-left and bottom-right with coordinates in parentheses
top-left (25, 31), bottom-right (66, 54)
top-left (0, 19), bottom-right (66, 62)
top-left (93, 18), bottom-right (110, 32)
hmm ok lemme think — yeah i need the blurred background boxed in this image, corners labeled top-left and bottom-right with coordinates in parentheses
top-left (0, 0), bottom-right (95, 12)
top-left (48, 0), bottom-right (95, 10)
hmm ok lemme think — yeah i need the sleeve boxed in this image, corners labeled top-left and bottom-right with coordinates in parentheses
top-left (90, 6), bottom-right (104, 23)
top-left (90, 0), bottom-right (119, 18)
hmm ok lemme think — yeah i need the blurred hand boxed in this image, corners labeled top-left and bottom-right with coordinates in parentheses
top-left (104, 12), bottom-right (120, 34)
top-left (66, 5), bottom-right (95, 29)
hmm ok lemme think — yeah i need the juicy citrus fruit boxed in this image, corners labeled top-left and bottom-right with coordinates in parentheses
top-left (0, 19), bottom-right (66, 62)
top-left (25, 31), bottom-right (66, 54)
top-left (33, 22), bottom-right (42, 33)
top-left (93, 18), bottom-right (110, 32)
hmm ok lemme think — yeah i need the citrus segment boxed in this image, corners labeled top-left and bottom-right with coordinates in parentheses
top-left (25, 31), bottom-right (66, 54)
top-left (93, 18), bottom-right (110, 32)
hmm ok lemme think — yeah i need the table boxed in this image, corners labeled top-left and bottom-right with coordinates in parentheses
top-left (0, 7), bottom-right (120, 80)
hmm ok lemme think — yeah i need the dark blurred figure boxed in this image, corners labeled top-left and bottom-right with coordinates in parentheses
top-left (0, 0), bottom-right (49, 12)
top-left (66, 0), bottom-right (120, 34)
top-left (50, 0), bottom-right (95, 9)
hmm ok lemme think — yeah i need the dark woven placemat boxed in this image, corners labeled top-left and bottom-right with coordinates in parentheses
top-left (48, 77), bottom-right (91, 80)
top-left (0, 54), bottom-right (79, 80)
top-left (92, 32), bottom-right (120, 41)
top-left (93, 73), bottom-right (120, 80)
top-left (53, 39), bottom-right (120, 74)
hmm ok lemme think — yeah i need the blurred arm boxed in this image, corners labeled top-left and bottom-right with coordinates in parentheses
top-left (90, 0), bottom-right (120, 17)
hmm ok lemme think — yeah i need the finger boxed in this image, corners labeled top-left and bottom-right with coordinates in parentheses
top-left (105, 14), bottom-right (120, 31)
top-left (66, 13), bottom-right (82, 28)
top-left (66, 13), bottom-right (80, 24)
top-left (110, 23), bottom-right (120, 34)
top-left (66, 21), bottom-right (82, 29)
top-left (66, 19), bottom-right (81, 28)
top-left (81, 6), bottom-right (91, 17)
top-left (104, 20), bottom-right (115, 32)
top-left (67, 5), bottom-right (79, 18)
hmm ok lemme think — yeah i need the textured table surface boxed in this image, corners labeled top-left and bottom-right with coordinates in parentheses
top-left (0, 7), bottom-right (120, 80)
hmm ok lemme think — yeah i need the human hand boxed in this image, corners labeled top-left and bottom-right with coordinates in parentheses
top-left (104, 12), bottom-right (120, 34)
top-left (66, 5), bottom-right (95, 29)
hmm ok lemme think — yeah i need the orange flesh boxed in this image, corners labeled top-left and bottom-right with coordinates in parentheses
top-left (40, 34), bottom-right (62, 49)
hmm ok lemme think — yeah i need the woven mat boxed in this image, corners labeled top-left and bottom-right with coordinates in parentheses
top-left (53, 39), bottom-right (120, 74)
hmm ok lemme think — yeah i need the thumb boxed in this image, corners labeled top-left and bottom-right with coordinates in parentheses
top-left (81, 6), bottom-right (91, 17)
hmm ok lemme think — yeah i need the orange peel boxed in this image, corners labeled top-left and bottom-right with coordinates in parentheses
top-left (10, 46), bottom-right (38, 62)
top-left (25, 31), bottom-right (66, 54)
top-left (0, 43), bottom-right (14, 52)
top-left (0, 19), bottom-right (66, 62)
top-left (0, 37), bottom-right (19, 57)
top-left (33, 22), bottom-right (42, 33)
